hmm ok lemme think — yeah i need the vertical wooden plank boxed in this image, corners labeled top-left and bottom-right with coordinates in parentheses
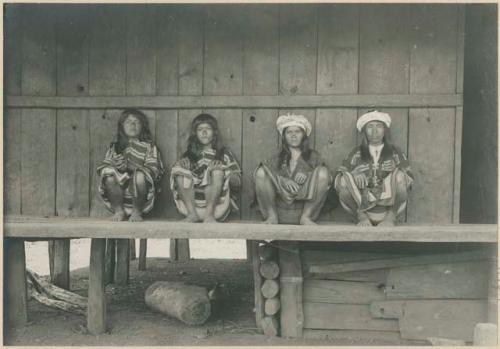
top-left (408, 108), bottom-right (455, 223)
top-left (317, 4), bottom-right (359, 94)
top-left (88, 5), bottom-right (126, 96)
top-left (279, 241), bottom-right (303, 338)
top-left (89, 109), bottom-right (121, 218)
top-left (178, 6), bottom-right (204, 96)
top-left (487, 255), bottom-right (498, 323)
top-left (88, 238), bottom-right (107, 334)
top-left (316, 109), bottom-right (357, 222)
top-left (170, 239), bottom-right (190, 262)
top-left (409, 4), bottom-right (458, 94)
top-left (139, 239), bottom-right (147, 271)
top-left (279, 5), bottom-right (318, 95)
top-left (156, 5), bottom-right (180, 95)
top-left (105, 238), bottom-right (116, 285)
top-left (453, 106), bottom-right (463, 223)
top-left (359, 4), bottom-right (410, 94)
top-left (155, 110), bottom-right (179, 219)
top-left (5, 4), bottom-right (22, 95)
top-left (242, 4), bottom-right (279, 95)
top-left (56, 110), bottom-right (90, 217)
top-left (4, 109), bottom-right (22, 215)
top-left (456, 5), bottom-right (465, 94)
top-left (21, 4), bottom-right (57, 96)
top-left (204, 6), bottom-right (243, 96)
top-left (126, 5), bottom-right (156, 96)
top-left (5, 238), bottom-right (28, 327)
top-left (241, 109), bottom-right (278, 220)
top-left (129, 239), bottom-right (136, 260)
top-left (115, 239), bottom-right (129, 285)
top-left (21, 110), bottom-right (56, 216)
top-left (252, 242), bottom-right (265, 332)
top-left (56, 4), bottom-right (90, 96)
top-left (49, 240), bottom-right (70, 289)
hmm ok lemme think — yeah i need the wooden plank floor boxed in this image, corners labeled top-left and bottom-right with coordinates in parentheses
top-left (3, 217), bottom-right (497, 242)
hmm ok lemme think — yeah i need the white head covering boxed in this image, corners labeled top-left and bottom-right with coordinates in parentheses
top-left (276, 113), bottom-right (312, 137)
top-left (356, 110), bottom-right (392, 132)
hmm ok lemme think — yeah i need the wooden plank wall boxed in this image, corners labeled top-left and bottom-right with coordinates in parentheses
top-left (4, 4), bottom-right (464, 224)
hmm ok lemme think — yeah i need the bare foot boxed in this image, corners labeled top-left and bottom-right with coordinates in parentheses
top-left (129, 210), bottom-right (143, 222)
top-left (261, 215), bottom-right (278, 224)
top-left (182, 214), bottom-right (202, 223)
top-left (203, 216), bottom-right (218, 223)
top-left (378, 212), bottom-right (396, 227)
top-left (357, 220), bottom-right (373, 227)
top-left (110, 211), bottom-right (126, 221)
top-left (300, 216), bottom-right (317, 225)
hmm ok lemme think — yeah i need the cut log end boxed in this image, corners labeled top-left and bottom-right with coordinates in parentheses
top-left (260, 260), bottom-right (280, 280)
top-left (261, 279), bottom-right (280, 299)
top-left (261, 316), bottom-right (279, 336)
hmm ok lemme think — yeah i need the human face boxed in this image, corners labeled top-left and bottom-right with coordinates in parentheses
top-left (364, 121), bottom-right (385, 145)
top-left (123, 115), bottom-right (142, 139)
top-left (196, 122), bottom-right (214, 146)
top-left (284, 126), bottom-right (305, 148)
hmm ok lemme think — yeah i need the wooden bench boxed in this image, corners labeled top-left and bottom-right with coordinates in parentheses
top-left (4, 216), bottom-right (497, 339)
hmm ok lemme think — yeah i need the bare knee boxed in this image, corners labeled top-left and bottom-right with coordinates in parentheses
top-left (104, 175), bottom-right (118, 187)
top-left (175, 175), bottom-right (192, 189)
top-left (395, 171), bottom-right (408, 192)
top-left (211, 169), bottom-right (224, 181)
top-left (317, 166), bottom-right (331, 184)
top-left (335, 175), bottom-right (349, 192)
top-left (255, 167), bottom-right (268, 182)
top-left (135, 170), bottom-right (147, 186)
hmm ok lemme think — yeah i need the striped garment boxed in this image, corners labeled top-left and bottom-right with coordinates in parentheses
top-left (170, 148), bottom-right (241, 220)
top-left (97, 139), bottom-right (164, 215)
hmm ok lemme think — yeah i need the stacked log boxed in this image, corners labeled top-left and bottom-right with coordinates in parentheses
top-left (253, 241), bottom-right (281, 336)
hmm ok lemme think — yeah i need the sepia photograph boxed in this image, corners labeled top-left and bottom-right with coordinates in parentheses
top-left (3, 1), bottom-right (498, 346)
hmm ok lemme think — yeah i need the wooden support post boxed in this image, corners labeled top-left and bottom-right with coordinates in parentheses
top-left (5, 238), bottom-right (28, 328)
top-left (169, 238), bottom-right (190, 262)
top-left (115, 239), bottom-right (129, 285)
top-left (139, 239), bottom-right (147, 271)
top-left (251, 241), bottom-right (265, 332)
top-left (487, 252), bottom-right (498, 324)
top-left (87, 238), bottom-right (107, 334)
top-left (246, 240), bottom-right (253, 263)
top-left (279, 241), bottom-right (303, 338)
top-left (48, 239), bottom-right (70, 289)
top-left (129, 239), bottom-right (136, 260)
top-left (104, 239), bottom-right (116, 285)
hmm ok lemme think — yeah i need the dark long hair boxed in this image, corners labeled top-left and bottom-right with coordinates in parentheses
top-left (182, 113), bottom-right (225, 162)
top-left (279, 127), bottom-right (312, 167)
top-left (113, 109), bottom-right (153, 154)
top-left (359, 123), bottom-right (394, 162)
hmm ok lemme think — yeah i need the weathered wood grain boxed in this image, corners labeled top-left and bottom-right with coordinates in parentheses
top-left (409, 4), bottom-right (458, 93)
top-left (304, 279), bottom-right (384, 304)
top-left (105, 239), bottom-right (116, 284)
top-left (5, 238), bottom-right (28, 327)
top-left (359, 4), bottom-right (410, 94)
top-left (261, 316), bottom-right (279, 336)
top-left (308, 269), bottom-right (390, 284)
top-left (56, 110), bottom-right (90, 217)
top-left (260, 261), bottom-right (280, 280)
top-left (251, 242), bottom-right (265, 331)
top-left (4, 109), bottom-right (22, 215)
top-left (5, 4), bottom-right (22, 95)
top-left (317, 4), bottom-right (359, 94)
top-left (279, 242), bottom-right (304, 338)
top-left (261, 279), bottom-right (280, 299)
top-left (156, 5), bottom-right (179, 95)
top-left (453, 106), bottom-right (463, 223)
top-left (55, 4), bottom-right (89, 96)
top-left (303, 303), bottom-right (399, 331)
top-left (48, 240), bottom-right (70, 289)
top-left (115, 239), bottom-right (129, 285)
top-left (385, 261), bottom-right (489, 299)
top-left (169, 239), bottom-right (190, 262)
top-left (88, 5), bottom-right (126, 96)
top-left (126, 5), bottom-right (156, 96)
top-left (407, 108), bottom-right (455, 223)
top-left (139, 239), bottom-right (147, 271)
top-left (264, 297), bottom-right (281, 316)
top-left (88, 238), bottom-right (107, 334)
top-left (303, 329), bottom-right (401, 344)
top-left (279, 5), bottom-right (317, 95)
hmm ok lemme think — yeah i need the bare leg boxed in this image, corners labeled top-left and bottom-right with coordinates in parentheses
top-left (254, 167), bottom-right (278, 224)
top-left (175, 175), bottom-right (201, 222)
top-left (129, 171), bottom-right (147, 222)
top-left (336, 175), bottom-right (373, 226)
top-left (104, 176), bottom-right (126, 221)
top-left (378, 171), bottom-right (408, 227)
top-left (204, 170), bottom-right (225, 223)
top-left (300, 166), bottom-right (330, 225)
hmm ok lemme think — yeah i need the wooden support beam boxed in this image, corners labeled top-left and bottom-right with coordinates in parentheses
top-left (4, 218), bottom-right (497, 243)
top-left (488, 254), bottom-right (498, 324)
top-left (169, 238), bottom-right (190, 262)
top-left (246, 240), bottom-right (253, 263)
top-left (115, 239), bottom-right (129, 285)
top-left (48, 239), bottom-right (70, 289)
top-left (139, 239), bottom-right (147, 271)
top-left (104, 238), bottom-right (115, 285)
top-left (251, 241), bottom-right (265, 333)
top-left (5, 238), bottom-right (28, 327)
top-left (5, 94), bottom-right (462, 109)
top-left (87, 238), bottom-right (107, 334)
top-left (279, 241), bottom-right (303, 338)
top-left (129, 239), bottom-right (136, 260)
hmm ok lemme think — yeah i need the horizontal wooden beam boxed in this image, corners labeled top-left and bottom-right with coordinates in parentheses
top-left (5, 94), bottom-right (462, 109)
top-left (3, 217), bottom-right (496, 242)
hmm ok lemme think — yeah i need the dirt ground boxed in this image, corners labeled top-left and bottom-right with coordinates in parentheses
top-left (5, 240), bottom-right (401, 346)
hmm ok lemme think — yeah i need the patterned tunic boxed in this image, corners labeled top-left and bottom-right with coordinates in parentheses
top-left (97, 139), bottom-right (164, 214)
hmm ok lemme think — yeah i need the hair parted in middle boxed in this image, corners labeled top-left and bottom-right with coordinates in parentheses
top-left (359, 122), bottom-right (394, 162)
top-left (183, 113), bottom-right (225, 162)
top-left (278, 126), bottom-right (312, 167)
top-left (113, 108), bottom-right (153, 154)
